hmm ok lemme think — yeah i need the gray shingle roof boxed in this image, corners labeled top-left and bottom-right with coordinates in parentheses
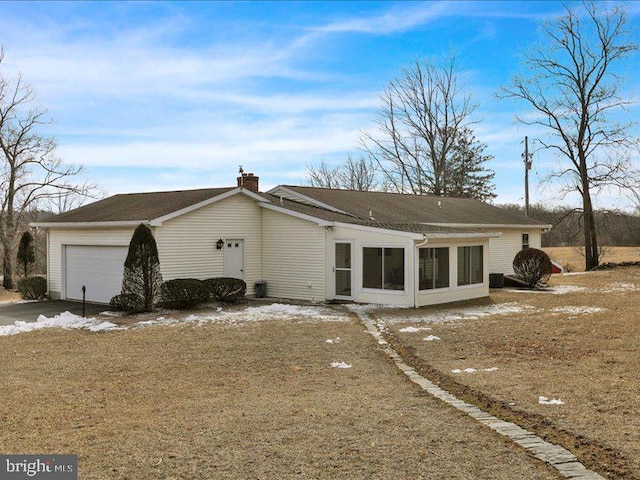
top-left (41, 187), bottom-right (235, 223)
top-left (277, 186), bottom-right (548, 226)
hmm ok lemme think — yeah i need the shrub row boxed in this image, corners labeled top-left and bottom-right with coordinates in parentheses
top-left (110, 277), bottom-right (247, 312)
top-left (17, 276), bottom-right (47, 300)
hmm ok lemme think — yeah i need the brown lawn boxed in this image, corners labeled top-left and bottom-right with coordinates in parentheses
top-left (0, 311), bottom-right (560, 479)
top-left (0, 288), bottom-right (21, 303)
top-left (379, 267), bottom-right (640, 480)
top-left (545, 246), bottom-right (640, 272)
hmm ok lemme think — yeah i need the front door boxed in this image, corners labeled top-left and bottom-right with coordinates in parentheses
top-left (334, 242), bottom-right (352, 299)
top-left (224, 239), bottom-right (244, 279)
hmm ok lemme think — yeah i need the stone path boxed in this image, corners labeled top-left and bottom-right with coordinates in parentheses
top-left (351, 307), bottom-right (605, 480)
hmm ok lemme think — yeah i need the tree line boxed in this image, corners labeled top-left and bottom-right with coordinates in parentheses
top-left (307, 1), bottom-right (639, 271)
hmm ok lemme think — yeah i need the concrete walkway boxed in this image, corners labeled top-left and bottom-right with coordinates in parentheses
top-left (350, 307), bottom-right (605, 480)
top-left (0, 300), bottom-right (106, 326)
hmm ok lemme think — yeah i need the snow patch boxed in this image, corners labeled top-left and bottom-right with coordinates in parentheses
top-left (0, 312), bottom-right (124, 336)
top-left (325, 337), bottom-right (340, 344)
top-left (423, 335), bottom-right (441, 341)
top-left (600, 282), bottom-right (639, 293)
top-left (539, 396), bottom-right (565, 405)
top-left (330, 362), bottom-right (352, 369)
top-left (551, 306), bottom-right (607, 315)
top-left (452, 367), bottom-right (498, 374)
top-left (380, 302), bottom-right (533, 325)
top-left (399, 326), bottom-right (432, 333)
top-left (506, 285), bottom-right (587, 295)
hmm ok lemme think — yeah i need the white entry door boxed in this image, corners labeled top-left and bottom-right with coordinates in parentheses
top-left (224, 239), bottom-right (244, 279)
top-left (334, 242), bottom-right (352, 299)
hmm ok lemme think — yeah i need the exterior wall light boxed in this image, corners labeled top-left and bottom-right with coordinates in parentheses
top-left (216, 238), bottom-right (224, 250)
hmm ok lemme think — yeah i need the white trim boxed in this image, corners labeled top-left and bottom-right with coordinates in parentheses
top-left (333, 222), bottom-right (423, 239)
top-left (423, 232), bottom-right (502, 239)
top-left (31, 221), bottom-right (144, 229)
top-left (268, 186), bottom-right (352, 216)
top-left (425, 222), bottom-right (552, 230)
top-left (332, 240), bottom-right (354, 300)
top-left (258, 202), bottom-right (332, 226)
top-left (151, 188), bottom-right (267, 226)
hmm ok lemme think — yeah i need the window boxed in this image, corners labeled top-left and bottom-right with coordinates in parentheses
top-left (363, 247), bottom-right (404, 291)
top-left (419, 247), bottom-right (449, 290)
top-left (522, 233), bottom-right (530, 250)
top-left (457, 246), bottom-right (483, 286)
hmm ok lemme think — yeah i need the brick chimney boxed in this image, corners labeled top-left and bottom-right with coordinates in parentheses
top-left (237, 172), bottom-right (259, 193)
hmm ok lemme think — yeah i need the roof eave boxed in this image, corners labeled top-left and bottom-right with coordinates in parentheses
top-left (30, 220), bottom-right (147, 229)
top-left (425, 222), bottom-right (552, 230)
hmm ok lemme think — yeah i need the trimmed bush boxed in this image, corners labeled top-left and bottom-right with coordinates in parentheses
top-left (204, 277), bottom-right (247, 303)
top-left (17, 276), bottom-right (47, 300)
top-left (17, 231), bottom-right (35, 277)
top-left (120, 223), bottom-right (163, 312)
top-left (513, 248), bottom-right (552, 289)
top-left (161, 279), bottom-right (210, 309)
top-left (110, 293), bottom-right (145, 313)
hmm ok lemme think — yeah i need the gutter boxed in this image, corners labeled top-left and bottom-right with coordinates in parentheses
top-left (30, 220), bottom-right (148, 229)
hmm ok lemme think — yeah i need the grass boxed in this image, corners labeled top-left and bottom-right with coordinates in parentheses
top-left (0, 311), bottom-right (560, 479)
top-left (380, 266), bottom-right (640, 480)
top-left (544, 246), bottom-right (640, 272)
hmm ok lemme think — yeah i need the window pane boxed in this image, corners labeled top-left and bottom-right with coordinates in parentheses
top-left (335, 270), bottom-right (351, 296)
top-left (363, 247), bottom-right (382, 289)
top-left (458, 246), bottom-right (470, 286)
top-left (471, 246), bottom-right (483, 284)
top-left (335, 243), bottom-right (351, 268)
top-left (383, 248), bottom-right (404, 290)
top-left (434, 248), bottom-right (450, 289)
top-left (419, 247), bottom-right (449, 290)
top-left (522, 233), bottom-right (530, 250)
top-left (419, 248), bottom-right (434, 290)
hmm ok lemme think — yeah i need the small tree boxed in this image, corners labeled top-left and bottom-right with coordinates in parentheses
top-left (513, 248), bottom-right (552, 289)
top-left (118, 223), bottom-right (163, 312)
top-left (16, 231), bottom-right (35, 277)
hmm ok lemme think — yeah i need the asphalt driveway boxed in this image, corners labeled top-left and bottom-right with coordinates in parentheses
top-left (0, 300), bottom-right (106, 326)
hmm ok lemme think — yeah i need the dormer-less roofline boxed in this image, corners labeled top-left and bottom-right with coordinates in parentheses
top-left (267, 185), bottom-right (354, 216)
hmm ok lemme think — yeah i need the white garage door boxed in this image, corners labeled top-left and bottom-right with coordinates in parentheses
top-left (65, 245), bottom-right (128, 304)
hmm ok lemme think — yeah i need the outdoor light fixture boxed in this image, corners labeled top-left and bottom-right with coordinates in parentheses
top-left (216, 238), bottom-right (224, 250)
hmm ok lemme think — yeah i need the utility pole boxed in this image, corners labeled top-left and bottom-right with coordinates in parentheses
top-left (523, 136), bottom-right (532, 216)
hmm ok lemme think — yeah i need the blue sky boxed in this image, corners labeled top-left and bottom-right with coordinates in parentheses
top-left (1, 1), bottom-right (638, 208)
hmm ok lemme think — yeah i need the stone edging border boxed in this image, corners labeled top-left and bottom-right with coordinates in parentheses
top-left (352, 307), bottom-right (605, 480)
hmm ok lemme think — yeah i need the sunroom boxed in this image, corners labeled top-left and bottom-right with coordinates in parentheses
top-left (326, 223), bottom-right (498, 307)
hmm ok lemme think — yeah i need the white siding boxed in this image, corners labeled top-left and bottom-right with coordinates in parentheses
top-left (47, 228), bottom-right (135, 300)
top-left (487, 228), bottom-right (542, 275)
top-left (155, 194), bottom-right (262, 287)
top-left (262, 209), bottom-right (325, 301)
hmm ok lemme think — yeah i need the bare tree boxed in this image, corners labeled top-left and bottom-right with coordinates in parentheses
top-left (307, 155), bottom-right (379, 191)
top-left (500, 2), bottom-right (638, 270)
top-left (306, 160), bottom-right (340, 189)
top-left (360, 54), bottom-right (495, 199)
top-left (0, 48), bottom-right (96, 289)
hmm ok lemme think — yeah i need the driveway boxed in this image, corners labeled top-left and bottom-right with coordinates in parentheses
top-left (0, 300), bottom-right (106, 326)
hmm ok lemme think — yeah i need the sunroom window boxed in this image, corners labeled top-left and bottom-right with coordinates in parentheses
top-left (419, 247), bottom-right (449, 290)
top-left (363, 247), bottom-right (404, 291)
top-left (457, 246), bottom-right (483, 286)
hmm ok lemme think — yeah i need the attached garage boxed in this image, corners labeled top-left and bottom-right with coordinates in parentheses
top-left (64, 245), bottom-right (128, 304)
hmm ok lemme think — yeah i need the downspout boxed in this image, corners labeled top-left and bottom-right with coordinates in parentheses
top-left (414, 235), bottom-right (429, 308)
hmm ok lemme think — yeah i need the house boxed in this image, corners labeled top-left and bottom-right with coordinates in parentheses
top-left (32, 173), bottom-right (550, 307)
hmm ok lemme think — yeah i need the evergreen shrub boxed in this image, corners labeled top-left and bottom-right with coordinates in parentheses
top-left (17, 276), bottom-right (47, 300)
top-left (161, 279), bottom-right (210, 309)
top-left (204, 277), bottom-right (247, 303)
